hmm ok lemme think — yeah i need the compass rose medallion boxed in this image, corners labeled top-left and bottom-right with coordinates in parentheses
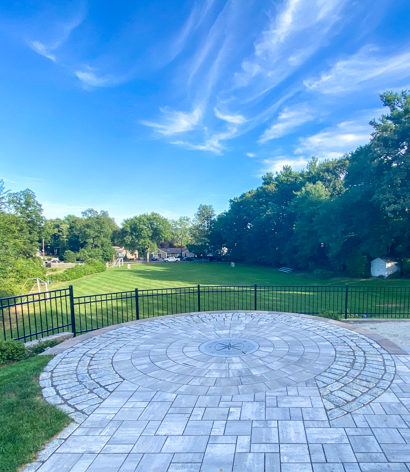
top-left (199, 337), bottom-right (259, 357)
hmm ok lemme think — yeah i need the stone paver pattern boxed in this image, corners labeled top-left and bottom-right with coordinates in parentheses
top-left (25, 312), bottom-right (410, 472)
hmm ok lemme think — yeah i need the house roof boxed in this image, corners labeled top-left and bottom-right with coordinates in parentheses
top-left (112, 246), bottom-right (125, 252)
top-left (371, 257), bottom-right (398, 264)
top-left (152, 248), bottom-right (167, 254)
top-left (165, 248), bottom-right (188, 254)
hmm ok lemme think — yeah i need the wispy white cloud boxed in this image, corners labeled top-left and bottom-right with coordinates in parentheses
top-left (27, 12), bottom-right (85, 63)
top-left (172, 124), bottom-right (239, 155)
top-left (141, 106), bottom-right (203, 136)
top-left (141, 0), bottom-right (352, 155)
top-left (235, 0), bottom-right (346, 94)
top-left (262, 156), bottom-right (309, 174)
top-left (259, 104), bottom-right (314, 142)
top-left (246, 152), bottom-right (256, 158)
top-left (186, 1), bottom-right (231, 88)
top-left (295, 119), bottom-right (372, 158)
top-left (74, 68), bottom-right (119, 88)
top-left (28, 40), bottom-right (56, 62)
top-left (214, 108), bottom-right (246, 125)
top-left (305, 45), bottom-right (410, 94)
top-left (167, 0), bottom-right (216, 64)
top-left (171, 139), bottom-right (223, 155)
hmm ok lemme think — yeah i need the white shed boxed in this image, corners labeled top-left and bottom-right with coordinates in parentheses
top-left (370, 258), bottom-right (400, 278)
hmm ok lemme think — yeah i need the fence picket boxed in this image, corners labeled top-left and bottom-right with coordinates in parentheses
top-left (1, 284), bottom-right (409, 341)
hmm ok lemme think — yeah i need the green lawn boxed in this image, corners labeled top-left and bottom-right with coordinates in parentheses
top-left (3, 263), bottom-right (408, 341)
top-left (53, 262), bottom-right (410, 296)
top-left (0, 356), bottom-right (70, 472)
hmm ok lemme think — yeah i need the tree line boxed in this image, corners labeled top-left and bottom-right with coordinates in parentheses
top-left (0, 90), bottom-right (408, 295)
top-left (208, 91), bottom-right (410, 276)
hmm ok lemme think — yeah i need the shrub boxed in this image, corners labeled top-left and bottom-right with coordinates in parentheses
top-left (312, 269), bottom-right (335, 279)
top-left (49, 259), bottom-right (106, 283)
top-left (63, 250), bottom-right (77, 263)
top-left (345, 255), bottom-right (368, 278)
top-left (318, 310), bottom-right (340, 321)
top-left (0, 340), bottom-right (27, 364)
top-left (27, 340), bottom-right (59, 355)
top-left (0, 339), bottom-right (61, 365)
top-left (0, 257), bottom-right (46, 297)
top-left (402, 258), bottom-right (410, 277)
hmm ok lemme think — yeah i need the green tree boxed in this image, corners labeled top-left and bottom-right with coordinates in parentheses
top-left (370, 90), bottom-right (410, 218)
top-left (6, 189), bottom-right (44, 255)
top-left (0, 179), bottom-right (9, 210)
top-left (60, 210), bottom-right (117, 261)
top-left (43, 219), bottom-right (69, 258)
top-left (171, 217), bottom-right (192, 257)
top-left (284, 182), bottom-right (331, 269)
top-left (188, 205), bottom-right (215, 257)
top-left (121, 213), bottom-right (171, 262)
top-left (77, 209), bottom-right (118, 261)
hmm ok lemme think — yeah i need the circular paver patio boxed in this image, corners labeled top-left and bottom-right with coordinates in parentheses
top-left (30, 312), bottom-right (410, 472)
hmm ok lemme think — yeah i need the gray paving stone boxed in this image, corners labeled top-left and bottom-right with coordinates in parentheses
top-left (202, 443), bottom-right (236, 472)
top-left (252, 426), bottom-right (279, 443)
top-left (86, 453), bottom-right (127, 472)
top-left (131, 435), bottom-right (166, 453)
top-left (280, 444), bottom-right (310, 462)
top-left (381, 444), bottom-right (410, 462)
top-left (359, 464), bottom-right (409, 471)
top-left (30, 313), bottom-right (410, 472)
top-left (135, 453), bottom-right (172, 472)
top-left (162, 435), bottom-right (208, 453)
top-left (233, 452), bottom-right (265, 471)
top-left (349, 435), bottom-right (382, 453)
top-left (279, 421), bottom-right (307, 443)
top-left (305, 427), bottom-right (348, 444)
top-left (225, 420), bottom-right (252, 436)
top-left (323, 443), bottom-right (357, 462)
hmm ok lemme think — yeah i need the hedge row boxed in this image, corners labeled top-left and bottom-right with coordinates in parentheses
top-left (49, 259), bottom-right (106, 283)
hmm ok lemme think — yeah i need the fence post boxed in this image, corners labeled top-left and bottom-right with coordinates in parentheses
top-left (254, 284), bottom-right (257, 311)
top-left (135, 288), bottom-right (140, 320)
top-left (344, 285), bottom-right (349, 320)
top-left (197, 284), bottom-right (201, 312)
top-left (69, 285), bottom-right (77, 337)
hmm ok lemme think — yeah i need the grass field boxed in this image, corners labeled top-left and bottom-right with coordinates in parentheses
top-left (52, 262), bottom-right (410, 296)
top-left (0, 356), bottom-right (70, 472)
top-left (2, 263), bottom-right (409, 341)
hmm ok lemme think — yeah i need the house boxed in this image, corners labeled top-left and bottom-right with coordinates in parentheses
top-left (112, 246), bottom-right (138, 260)
top-left (370, 258), bottom-right (400, 278)
top-left (151, 247), bottom-right (195, 260)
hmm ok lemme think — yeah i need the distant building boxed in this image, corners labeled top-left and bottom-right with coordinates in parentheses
top-left (151, 247), bottom-right (194, 260)
top-left (370, 258), bottom-right (400, 278)
top-left (112, 246), bottom-right (138, 260)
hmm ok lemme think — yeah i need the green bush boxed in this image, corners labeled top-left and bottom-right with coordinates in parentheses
top-left (0, 341), bottom-right (27, 364)
top-left (0, 339), bottom-right (61, 365)
top-left (0, 257), bottom-right (46, 297)
top-left (345, 255), bottom-right (368, 278)
top-left (49, 259), bottom-right (106, 283)
top-left (27, 340), bottom-right (59, 355)
top-left (63, 250), bottom-right (77, 263)
top-left (402, 258), bottom-right (410, 277)
top-left (312, 269), bottom-right (335, 279)
top-left (318, 310), bottom-right (340, 321)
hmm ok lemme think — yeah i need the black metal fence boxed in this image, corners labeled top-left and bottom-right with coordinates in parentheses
top-left (0, 288), bottom-right (72, 341)
top-left (1, 284), bottom-right (410, 341)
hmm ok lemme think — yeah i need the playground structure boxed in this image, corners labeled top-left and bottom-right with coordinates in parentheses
top-left (111, 257), bottom-right (124, 268)
top-left (23, 278), bottom-right (50, 297)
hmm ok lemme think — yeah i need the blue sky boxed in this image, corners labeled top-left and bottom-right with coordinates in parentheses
top-left (1, 0), bottom-right (410, 224)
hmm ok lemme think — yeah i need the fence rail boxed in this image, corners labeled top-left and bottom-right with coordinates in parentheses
top-left (1, 284), bottom-right (410, 341)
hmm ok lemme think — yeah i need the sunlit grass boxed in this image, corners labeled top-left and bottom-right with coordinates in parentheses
top-left (52, 262), bottom-right (410, 296)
